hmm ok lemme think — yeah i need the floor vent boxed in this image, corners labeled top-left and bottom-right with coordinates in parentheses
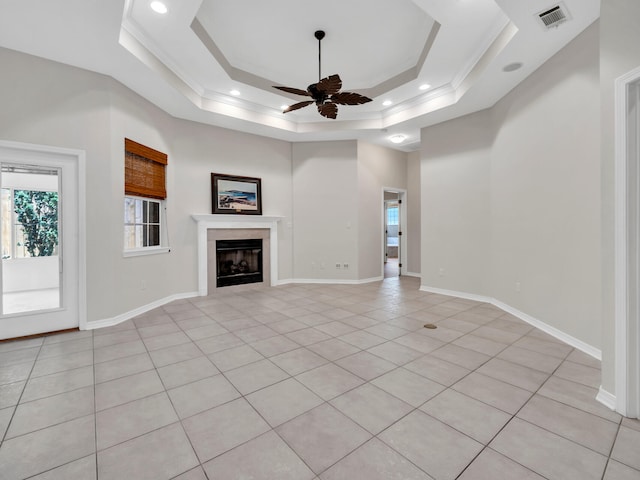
top-left (537, 4), bottom-right (569, 29)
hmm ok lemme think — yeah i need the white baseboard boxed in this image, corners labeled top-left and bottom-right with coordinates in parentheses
top-left (277, 276), bottom-right (384, 286)
top-left (419, 285), bottom-right (492, 304)
top-left (419, 284), bottom-right (602, 360)
top-left (84, 291), bottom-right (199, 330)
top-left (596, 387), bottom-right (617, 411)
top-left (272, 279), bottom-right (296, 286)
top-left (493, 299), bottom-right (602, 361)
top-left (404, 271), bottom-right (421, 278)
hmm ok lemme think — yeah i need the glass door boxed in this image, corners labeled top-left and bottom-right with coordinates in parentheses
top-left (1, 165), bottom-right (61, 314)
top-left (0, 141), bottom-right (81, 339)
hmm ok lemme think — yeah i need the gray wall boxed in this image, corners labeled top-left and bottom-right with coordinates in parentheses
top-left (0, 46), bottom-right (416, 325)
top-left (0, 47), bottom-right (294, 323)
top-left (357, 141), bottom-right (408, 280)
top-left (490, 22), bottom-right (601, 348)
top-left (292, 141), bottom-right (360, 281)
top-left (420, 22), bottom-right (601, 349)
top-left (600, 0), bottom-right (640, 392)
top-left (421, 109), bottom-right (492, 296)
top-left (407, 151), bottom-right (421, 275)
top-left (291, 140), bottom-right (413, 282)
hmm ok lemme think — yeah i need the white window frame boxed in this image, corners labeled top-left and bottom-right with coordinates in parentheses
top-left (123, 195), bottom-right (169, 257)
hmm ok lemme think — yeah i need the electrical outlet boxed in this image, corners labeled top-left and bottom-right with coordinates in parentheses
top-left (438, 268), bottom-right (445, 277)
top-left (336, 263), bottom-right (341, 269)
top-left (515, 281), bottom-right (521, 292)
top-left (140, 280), bottom-right (147, 291)
top-left (343, 263), bottom-right (349, 269)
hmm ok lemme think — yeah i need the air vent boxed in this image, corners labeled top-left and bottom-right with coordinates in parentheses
top-left (537, 4), bottom-right (569, 29)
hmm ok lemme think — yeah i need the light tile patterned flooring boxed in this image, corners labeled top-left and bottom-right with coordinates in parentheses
top-left (0, 276), bottom-right (639, 479)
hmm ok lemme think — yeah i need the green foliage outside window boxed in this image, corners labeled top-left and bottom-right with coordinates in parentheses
top-left (13, 190), bottom-right (58, 257)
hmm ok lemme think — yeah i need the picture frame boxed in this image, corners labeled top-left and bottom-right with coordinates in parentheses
top-left (211, 173), bottom-right (262, 215)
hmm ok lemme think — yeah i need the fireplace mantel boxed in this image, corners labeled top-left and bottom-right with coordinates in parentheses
top-left (192, 214), bottom-right (283, 295)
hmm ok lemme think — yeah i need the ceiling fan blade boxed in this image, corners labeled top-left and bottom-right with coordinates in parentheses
top-left (318, 102), bottom-right (338, 119)
top-left (283, 100), bottom-right (314, 113)
top-left (330, 92), bottom-right (373, 105)
top-left (273, 86), bottom-right (312, 97)
top-left (315, 74), bottom-right (342, 95)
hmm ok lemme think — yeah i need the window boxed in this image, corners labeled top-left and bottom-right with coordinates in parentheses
top-left (124, 196), bottom-right (161, 249)
top-left (124, 139), bottom-right (168, 255)
top-left (387, 206), bottom-right (399, 226)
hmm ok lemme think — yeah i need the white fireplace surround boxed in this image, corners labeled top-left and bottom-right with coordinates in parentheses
top-left (192, 214), bottom-right (283, 295)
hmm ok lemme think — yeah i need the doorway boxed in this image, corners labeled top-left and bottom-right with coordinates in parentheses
top-left (383, 189), bottom-right (407, 278)
top-left (0, 140), bottom-right (85, 339)
top-left (614, 66), bottom-right (640, 418)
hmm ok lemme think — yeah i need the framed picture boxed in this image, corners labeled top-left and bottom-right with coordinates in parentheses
top-left (211, 173), bottom-right (262, 215)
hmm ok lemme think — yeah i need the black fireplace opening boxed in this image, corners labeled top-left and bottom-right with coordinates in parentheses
top-left (216, 239), bottom-right (263, 288)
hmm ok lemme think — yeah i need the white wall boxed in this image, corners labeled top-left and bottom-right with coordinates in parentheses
top-left (420, 23), bottom-right (601, 350)
top-left (292, 141), bottom-right (359, 281)
top-left (600, 0), bottom-right (640, 392)
top-left (357, 141), bottom-right (408, 280)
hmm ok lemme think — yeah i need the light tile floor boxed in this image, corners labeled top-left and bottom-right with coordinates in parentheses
top-left (0, 276), bottom-right (638, 479)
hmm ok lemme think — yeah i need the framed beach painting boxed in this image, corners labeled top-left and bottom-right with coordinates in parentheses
top-left (211, 173), bottom-right (262, 215)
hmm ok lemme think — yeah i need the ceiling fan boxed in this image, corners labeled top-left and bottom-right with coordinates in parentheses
top-left (273, 30), bottom-right (373, 119)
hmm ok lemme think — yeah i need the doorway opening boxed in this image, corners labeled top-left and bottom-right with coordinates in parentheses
top-left (383, 189), bottom-right (406, 278)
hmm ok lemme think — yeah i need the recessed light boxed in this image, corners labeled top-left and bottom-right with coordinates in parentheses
top-left (150, 1), bottom-right (168, 14)
top-left (382, 100), bottom-right (393, 107)
top-left (419, 84), bottom-right (431, 91)
top-left (503, 62), bottom-right (523, 72)
top-left (230, 89), bottom-right (240, 96)
top-left (389, 134), bottom-right (406, 144)
top-left (280, 105), bottom-right (289, 110)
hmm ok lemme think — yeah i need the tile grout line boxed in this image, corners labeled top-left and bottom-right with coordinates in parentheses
top-left (92, 329), bottom-right (98, 480)
top-left (0, 336), bottom-right (45, 445)
top-left (455, 344), bottom-right (612, 479)
top-left (2, 279), bottom-right (629, 480)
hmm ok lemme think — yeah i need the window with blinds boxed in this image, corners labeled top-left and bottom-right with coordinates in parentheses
top-left (124, 138), bottom-right (167, 199)
top-left (124, 139), bottom-right (169, 254)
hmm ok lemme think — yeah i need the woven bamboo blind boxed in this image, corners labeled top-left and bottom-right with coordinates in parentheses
top-left (124, 138), bottom-right (167, 199)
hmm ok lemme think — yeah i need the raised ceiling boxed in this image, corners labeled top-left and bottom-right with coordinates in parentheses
top-left (0, 0), bottom-right (600, 151)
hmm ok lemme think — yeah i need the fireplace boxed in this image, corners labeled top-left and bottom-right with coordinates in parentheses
top-left (216, 239), bottom-right (263, 288)
top-left (192, 215), bottom-right (281, 295)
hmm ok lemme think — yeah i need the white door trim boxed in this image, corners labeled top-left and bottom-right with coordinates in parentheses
top-left (614, 66), bottom-right (640, 418)
top-left (0, 139), bottom-right (86, 335)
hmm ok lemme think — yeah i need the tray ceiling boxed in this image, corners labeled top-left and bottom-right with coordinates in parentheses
top-left (0, 0), bottom-right (600, 151)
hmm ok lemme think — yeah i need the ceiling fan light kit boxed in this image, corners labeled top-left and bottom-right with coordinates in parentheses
top-left (273, 30), bottom-right (373, 119)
